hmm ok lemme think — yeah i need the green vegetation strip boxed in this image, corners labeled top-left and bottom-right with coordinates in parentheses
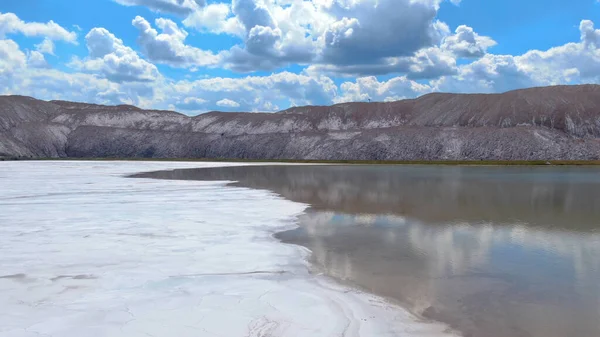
top-left (2, 156), bottom-right (600, 166)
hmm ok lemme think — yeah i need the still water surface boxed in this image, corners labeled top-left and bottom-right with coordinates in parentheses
top-left (134, 165), bottom-right (600, 337)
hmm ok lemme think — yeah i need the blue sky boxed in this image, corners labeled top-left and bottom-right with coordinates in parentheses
top-left (1, 0), bottom-right (599, 114)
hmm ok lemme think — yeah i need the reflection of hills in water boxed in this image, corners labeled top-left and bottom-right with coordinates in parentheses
top-left (134, 165), bottom-right (600, 229)
top-left (133, 165), bottom-right (600, 337)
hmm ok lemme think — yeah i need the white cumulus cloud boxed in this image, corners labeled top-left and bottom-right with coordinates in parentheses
top-left (183, 3), bottom-right (244, 36)
top-left (112, 0), bottom-right (205, 16)
top-left (216, 98), bottom-right (240, 108)
top-left (70, 27), bottom-right (159, 83)
top-left (434, 20), bottom-right (600, 93)
top-left (35, 38), bottom-right (55, 55)
top-left (27, 51), bottom-right (50, 68)
top-left (0, 12), bottom-right (77, 43)
top-left (442, 25), bottom-right (497, 58)
top-left (132, 16), bottom-right (221, 68)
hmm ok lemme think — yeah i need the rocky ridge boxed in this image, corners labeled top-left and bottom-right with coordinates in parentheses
top-left (1, 85), bottom-right (600, 160)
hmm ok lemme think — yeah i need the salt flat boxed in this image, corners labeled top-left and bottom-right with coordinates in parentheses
top-left (0, 161), bottom-right (455, 337)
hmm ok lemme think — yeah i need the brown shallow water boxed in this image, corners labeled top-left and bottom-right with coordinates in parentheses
top-left (132, 165), bottom-right (600, 337)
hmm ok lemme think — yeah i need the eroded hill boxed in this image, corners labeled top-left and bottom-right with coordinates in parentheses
top-left (2, 85), bottom-right (600, 160)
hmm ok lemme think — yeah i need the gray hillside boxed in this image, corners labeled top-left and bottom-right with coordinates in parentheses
top-left (1, 85), bottom-right (600, 160)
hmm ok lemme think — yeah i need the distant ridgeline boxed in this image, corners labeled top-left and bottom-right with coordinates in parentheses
top-left (1, 84), bottom-right (600, 161)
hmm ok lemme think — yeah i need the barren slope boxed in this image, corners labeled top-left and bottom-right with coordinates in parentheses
top-left (1, 85), bottom-right (600, 160)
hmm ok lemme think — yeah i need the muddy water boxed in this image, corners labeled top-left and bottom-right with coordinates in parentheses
top-left (133, 165), bottom-right (600, 337)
